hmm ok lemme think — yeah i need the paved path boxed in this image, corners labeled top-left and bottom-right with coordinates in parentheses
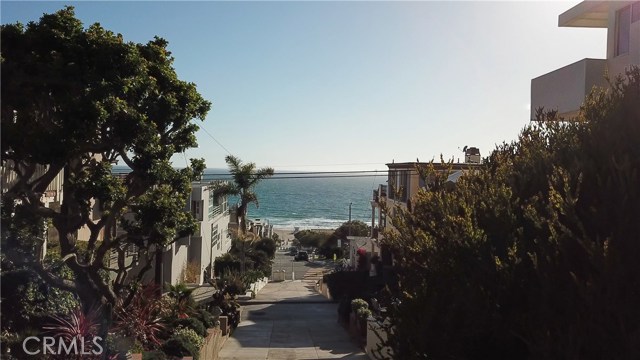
top-left (218, 271), bottom-right (368, 359)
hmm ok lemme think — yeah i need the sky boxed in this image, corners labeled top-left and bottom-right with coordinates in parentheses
top-left (1, 1), bottom-right (607, 172)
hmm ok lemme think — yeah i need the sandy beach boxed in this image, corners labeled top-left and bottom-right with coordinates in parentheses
top-left (273, 227), bottom-right (336, 248)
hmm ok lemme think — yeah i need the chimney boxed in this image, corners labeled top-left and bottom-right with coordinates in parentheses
top-left (464, 147), bottom-right (481, 164)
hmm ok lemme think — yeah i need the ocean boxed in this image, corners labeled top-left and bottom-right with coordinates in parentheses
top-left (203, 169), bottom-right (384, 230)
top-left (114, 167), bottom-right (386, 230)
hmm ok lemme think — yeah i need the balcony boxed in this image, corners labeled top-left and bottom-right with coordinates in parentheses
top-left (531, 58), bottom-right (607, 120)
top-left (374, 185), bottom-right (388, 202)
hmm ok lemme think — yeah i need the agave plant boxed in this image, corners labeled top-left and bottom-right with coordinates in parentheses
top-left (43, 306), bottom-right (103, 359)
top-left (112, 284), bottom-right (166, 350)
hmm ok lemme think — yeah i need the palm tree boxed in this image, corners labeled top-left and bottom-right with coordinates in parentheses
top-left (213, 155), bottom-right (274, 236)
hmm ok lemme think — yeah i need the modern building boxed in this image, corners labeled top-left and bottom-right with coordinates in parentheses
top-left (531, 1), bottom-right (640, 120)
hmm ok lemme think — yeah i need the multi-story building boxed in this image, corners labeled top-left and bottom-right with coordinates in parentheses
top-left (531, 1), bottom-right (640, 120)
top-left (112, 180), bottom-right (232, 286)
top-left (185, 181), bottom-right (232, 284)
top-left (370, 149), bottom-right (484, 268)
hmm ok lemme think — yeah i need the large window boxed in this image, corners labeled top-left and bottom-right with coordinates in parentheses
top-left (616, 4), bottom-right (632, 56)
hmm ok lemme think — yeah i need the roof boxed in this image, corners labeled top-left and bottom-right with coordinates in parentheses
top-left (385, 162), bottom-right (483, 170)
top-left (559, 1), bottom-right (610, 28)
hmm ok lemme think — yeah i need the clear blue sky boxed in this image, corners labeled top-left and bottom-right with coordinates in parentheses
top-left (1, 1), bottom-right (606, 171)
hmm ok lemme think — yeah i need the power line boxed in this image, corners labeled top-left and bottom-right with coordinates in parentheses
top-left (203, 170), bottom-right (388, 176)
top-left (204, 174), bottom-right (390, 180)
top-left (198, 124), bottom-right (232, 155)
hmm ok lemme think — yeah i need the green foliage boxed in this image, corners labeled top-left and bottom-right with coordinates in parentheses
top-left (214, 253), bottom-right (242, 277)
top-left (294, 230), bottom-right (330, 248)
top-left (355, 307), bottom-right (372, 321)
top-left (213, 155), bottom-right (274, 235)
top-left (351, 298), bottom-right (369, 312)
top-left (164, 283), bottom-right (197, 317)
top-left (172, 317), bottom-right (207, 337)
top-left (254, 237), bottom-right (277, 259)
top-left (220, 272), bottom-right (247, 296)
top-left (112, 285), bottom-right (166, 351)
top-left (383, 67), bottom-right (640, 359)
top-left (0, 255), bottom-right (79, 345)
top-left (1, 6), bottom-right (210, 326)
top-left (334, 220), bottom-right (370, 238)
top-left (161, 327), bottom-right (203, 360)
top-left (195, 308), bottom-right (217, 329)
top-left (323, 271), bottom-right (368, 302)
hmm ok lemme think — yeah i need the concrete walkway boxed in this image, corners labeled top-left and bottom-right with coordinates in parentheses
top-left (218, 281), bottom-right (368, 360)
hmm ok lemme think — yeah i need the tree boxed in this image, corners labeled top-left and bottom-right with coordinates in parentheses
top-left (213, 155), bottom-right (274, 235)
top-left (1, 6), bottom-right (210, 333)
top-left (382, 67), bottom-right (640, 359)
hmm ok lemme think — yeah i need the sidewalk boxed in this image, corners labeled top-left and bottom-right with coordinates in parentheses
top-left (240, 280), bottom-right (327, 304)
top-left (218, 280), bottom-right (368, 360)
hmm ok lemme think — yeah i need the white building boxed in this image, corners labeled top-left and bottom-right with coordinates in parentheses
top-left (114, 180), bottom-right (232, 286)
top-left (531, 1), bottom-right (640, 120)
top-left (184, 181), bottom-right (232, 285)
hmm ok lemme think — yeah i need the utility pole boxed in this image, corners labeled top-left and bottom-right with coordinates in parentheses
top-left (348, 202), bottom-right (352, 236)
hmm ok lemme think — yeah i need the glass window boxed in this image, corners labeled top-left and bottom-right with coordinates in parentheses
top-left (616, 5), bottom-right (631, 56)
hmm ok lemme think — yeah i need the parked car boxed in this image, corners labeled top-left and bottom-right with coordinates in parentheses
top-left (295, 251), bottom-right (309, 261)
top-left (289, 247), bottom-right (298, 256)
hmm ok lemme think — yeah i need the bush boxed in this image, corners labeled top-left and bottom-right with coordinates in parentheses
top-left (254, 237), bottom-right (277, 258)
top-left (195, 308), bottom-right (217, 329)
top-left (161, 327), bottom-right (204, 360)
top-left (356, 307), bottom-right (372, 321)
top-left (323, 271), bottom-right (367, 301)
top-left (214, 253), bottom-right (241, 277)
top-left (172, 317), bottom-right (207, 337)
top-left (383, 68), bottom-right (640, 359)
top-left (351, 298), bottom-right (369, 312)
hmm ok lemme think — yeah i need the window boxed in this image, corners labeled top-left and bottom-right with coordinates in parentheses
top-left (211, 224), bottom-right (219, 248)
top-left (616, 5), bottom-right (631, 56)
top-left (191, 200), bottom-right (200, 218)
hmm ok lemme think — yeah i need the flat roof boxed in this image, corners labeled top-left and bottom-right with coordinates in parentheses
top-left (559, 1), bottom-right (609, 28)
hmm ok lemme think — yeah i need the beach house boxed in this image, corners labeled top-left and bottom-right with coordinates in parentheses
top-left (132, 181), bottom-right (232, 286)
top-left (370, 148), bottom-right (484, 269)
top-left (531, 1), bottom-right (640, 120)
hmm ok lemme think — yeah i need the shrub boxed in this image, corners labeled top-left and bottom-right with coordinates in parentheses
top-left (172, 317), bottom-right (207, 337)
top-left (383, 68), bottom-right (640, 359)
top-left (195, 308), bottom-right (217, 329)
top-left (214, 253), bottom-right (241, 277)
top-left (112, 284), bottom-right (166, 350)
top-left (356, 307), bottom-right (372, 321)
top-left (161, 327), bottom-right (204, 360)
top-left (222, 272), bottom-right (247, 296)
top-left (323, 271), bottom-right (367, 301)
top-left (351, 298), bottom-right (369, 312)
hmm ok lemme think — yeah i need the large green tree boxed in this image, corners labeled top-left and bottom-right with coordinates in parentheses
top-left (213, 155), bottom-right (274, 235)
top-left (382, 68), bottom-right (640, 359)
top-left (1, 6), bottom-right (210, 327)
